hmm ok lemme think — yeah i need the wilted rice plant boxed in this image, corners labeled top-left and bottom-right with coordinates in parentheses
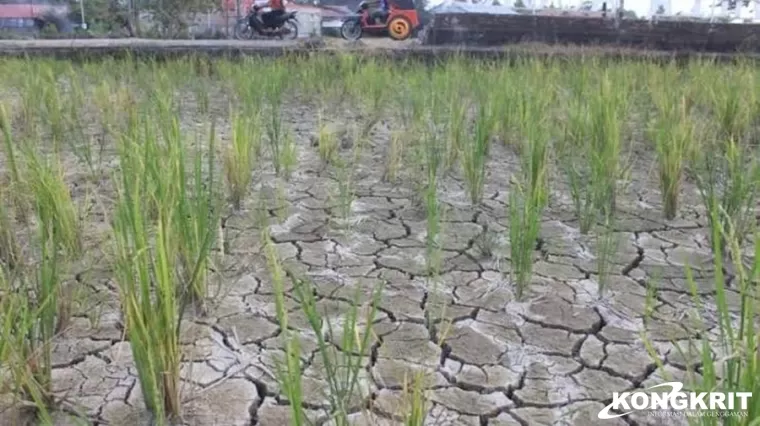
top-left (692, 136), bottom-right (760, 260)
top-left (0, 265), bottom-right (54, 425)
top-left (509, 179), bottom-right (543, 300)
top-left (224, 113), bottom-right (261, 210)
top-left (293, 274), bottom-right (381, 423)
top-left (461, 103), bottom-right (495, 206)
top-left (113, 130), bottom-right (184, 424)
top-left (23, 149), bottom-right (82, 258)
top-left (709, 70), bottom-right (754, 142)
top-left (422, 116), bottom-right (443, 277)
top-left (0, 145), bottom-right (80, 419)
top-left (175, 124), bottom-right (222, 307)
top-left (588, 70), bottom-right (626, 221)
top-left (649, 91), bottom-right (696, 220)
top-left (261, 229), bottom-right (305, 425)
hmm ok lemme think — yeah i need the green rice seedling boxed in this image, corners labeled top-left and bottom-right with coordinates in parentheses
top-left (461, 103), bottom-right (495, 206)
top-left (112, 190), bottom-right (183, 424)
top-left (383, 130), bottom-right (403, 183)
top-left (0, 266), bottom-right (54, 425)
top-left (23, 149), bottom-right (82, 259)
top-left (401, 371), bottom-right (429, 426)
top-left (0, 146), bottom-right (79, 419)
top-left (423, 120), bottom-right (443, 278)
top-left (351, 60), bottom-right (389, 142)
top-left (333, 158), bottom-right (356, 229)
top-left (292, 274), bottom-right (382, 424)
top-left (261, 229), bottom-right (305, 425)
top-left (316, 114), bottom-right (339, 165)
top-left (509, 179), bottom-right (543, 300)
top-left (41, 69), bottom-right (66, 154)
top-left (280, 130), bottom-right (298, 181)
top-left (175, 124), bottom-right (223, 309)
top-left (692, 136), bottom-right (760, 259)
top-left (588, 70), bottom-right (626, 221)
top-left (111, 108), bottom-right (213, 424)
top-left (708, 70), bottom-right (753, 142)
top-left (224, 113), bottom-right (261, 210)
top-left (594, 216), bottom-right (619, 297)
top-left (557, 75), bottom-right (595, 234)
top-left (263, 64), bottom-right (290, 178)
top-left (59, 69), bottom-right (95, 175)
top-left (0, 193), bottom-right (20, 270)
top-left (0, 103), bottom-right (30, 223)
top-left (444, 96), bottom-right (468, 173)
top-left (648, 91), bottom-right (696, 220)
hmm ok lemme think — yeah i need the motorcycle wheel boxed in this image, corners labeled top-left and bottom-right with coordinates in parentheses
top-left (234, 21), bottom-right (253, 40)
top-left (280, 20), bottom-right (299, 41)
top-left (340, 20), bottom-right (362, 41)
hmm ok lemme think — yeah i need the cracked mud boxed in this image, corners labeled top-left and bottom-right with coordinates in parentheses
top-left (0, 76), bottom-right (744, 426)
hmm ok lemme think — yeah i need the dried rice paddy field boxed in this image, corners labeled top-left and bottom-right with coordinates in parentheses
top-left (0, 55), bottom-right (759, 426)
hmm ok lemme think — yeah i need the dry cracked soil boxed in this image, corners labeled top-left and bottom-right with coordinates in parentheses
top-left (0, 88), bottom-right (740, 426)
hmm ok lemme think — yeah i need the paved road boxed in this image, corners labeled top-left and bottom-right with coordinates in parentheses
top-left (0, 37), bottom-right (415, 50)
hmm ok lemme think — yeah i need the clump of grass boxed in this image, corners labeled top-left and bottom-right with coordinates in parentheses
top-left (316, 114), bottom-right (338, 165)
top-left (0, 266), bottom-right (54, 425)
top-left (113, 132), bottom-right (183, 424)
top-left (263, 67), bottom-right (290, 178)
top-left (422, 119), bottom-right (443, 278)
top-left (401, 371), bottom-right (429, 426)
top-left (508, 85), bottom-right (551, 299)
top-left (595, 217), bottom-right (618, 297)
top-left (0, 145), bottom-right (81, 421)
top-left (588, 71), bottom-right (626, 221)
top-left (709, 70), bottom-right (753, 142)
top-left (691, 135), bottom-right (760, 260)
top-left (0, 191), bottom-right (20, 269)
top-left (0, 103), bottom-right (30, 223)
top-left (461, 103), bottom-right (494, 206)
top-left (329, 156), bottom-right (356, 230)
top-left (443, 94), bottom-right (468, 172)
top-left (112, 105), bottom-right (219, 423)
top-left (224, 113), bottom-right (261, 210)
top-left (509, 179), bottom-right (543, 300)
top-left (176, 123), bottom-right (222, 308)
top-left (649, 91), bottom-right (696, 220)
top-left (558, 69), bottom-right (627, 233)
top-left (383, 130), bottom-right (403, 183)
top-left (23, 150), bottom-right (82, 258)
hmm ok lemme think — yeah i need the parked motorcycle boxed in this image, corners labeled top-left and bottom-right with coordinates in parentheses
top-left (234, 5), bottom-right (299, 40)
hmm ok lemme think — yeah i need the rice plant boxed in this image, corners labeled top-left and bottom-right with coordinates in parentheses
top-left (649, 90), bottom-right (696, 220)
top-left (691, 135), bottom-right (760, 260)
top-left (225, 113), bottom-right (261, 210)
top-left (461, 103), bottom-right (495, 206)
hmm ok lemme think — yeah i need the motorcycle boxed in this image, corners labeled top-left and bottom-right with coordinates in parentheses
top-left (235, 4), bottom-right (299, 40)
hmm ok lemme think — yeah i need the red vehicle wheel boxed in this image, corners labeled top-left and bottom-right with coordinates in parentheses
top-left (387, 16), bottom-right (411, 40)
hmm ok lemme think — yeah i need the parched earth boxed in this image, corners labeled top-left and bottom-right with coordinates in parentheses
top-left (0, 98), bottom-right (736, 426)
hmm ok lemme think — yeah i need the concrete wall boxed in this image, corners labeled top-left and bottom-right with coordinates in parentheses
top-left (421, 13), bottom-right (760, 52)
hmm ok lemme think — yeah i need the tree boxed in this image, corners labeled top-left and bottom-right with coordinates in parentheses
top-left (514, 0), bottom-right (526, 8)
top-left (67, 0), bottom-right (136, 36)
top-left (621, 8), bottom-right (637, 18)
top-left (656, 4), bottom-right (666, 13)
